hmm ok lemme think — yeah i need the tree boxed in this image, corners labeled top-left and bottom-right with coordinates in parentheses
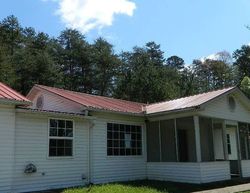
top-left (240, 76), bottom-right (250, 97)
top-left (190, 57), bottom-right (236, 94)
top-left (0, 47), bottom-right (15, 86)
top-left (166, 55), bottom-right (185, 70)
top-left (216, 51), bottom-right (232, 64)
top-left (57, 29), bottom-right (92, 92)
top-left (145, 42), bottom-right (165, 66)
top-left (205, 59), bottom-right (234, 89)
top-left (233, 45), bottom-right (250, 81)
top-left (13, 30), bottom-right (61, 94)
top-left (0, 15), bottom-right (244, 101)
top-left (92, 38), bottom-right (120, 96)
top-left (114, 42), bottom-right (180, 103)
top-left (0, 15), bottom-right (22, 56)
top-left (178, 66), bottom-right (197, 97)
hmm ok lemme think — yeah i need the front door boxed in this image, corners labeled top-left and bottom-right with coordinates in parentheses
top-left (226, 126), bottom-right (239, 176)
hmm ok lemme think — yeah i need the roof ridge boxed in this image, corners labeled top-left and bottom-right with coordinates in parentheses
top-left (146, 86), bottom-right (236, 107)
top-left (35, 84), bottom-right (146, 106)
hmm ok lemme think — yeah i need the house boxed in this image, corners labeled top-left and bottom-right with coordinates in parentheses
top-left (1, 83), bottom-right (250, 192)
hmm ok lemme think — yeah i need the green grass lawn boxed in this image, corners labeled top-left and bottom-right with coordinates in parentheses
top-left (51, 179), bottom-right (250, 193)
top-left (63, 184), bottom-right (163, 193)
top-left (60, 181), bottom-right (188, 193)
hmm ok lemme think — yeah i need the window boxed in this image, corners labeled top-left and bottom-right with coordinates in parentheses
top-left (49, 119), bottom-right (73, 157)
top-left (107, 123), bottom-right (142, 156)
top-left (227, 134), bottom-right (231, 155)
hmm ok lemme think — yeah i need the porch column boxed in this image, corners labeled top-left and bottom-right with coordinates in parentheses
top-left (194, 116), bottom-right (201, 162)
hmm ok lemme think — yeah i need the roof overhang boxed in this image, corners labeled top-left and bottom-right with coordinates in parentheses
top-left (0, 98), bottom-right (32, 106)
top-left (16, 107), bottom-right (95, 120)
top-left (87, 107), bottom-right (145, 117)
top-left (28, 85), bottom-right (146, 116)
top-left (199, 87), bottom-right (238, 109)
top-left (27, 85), bottom-right (248, 118)
top-left (145, 106), bottom-right (202, 117)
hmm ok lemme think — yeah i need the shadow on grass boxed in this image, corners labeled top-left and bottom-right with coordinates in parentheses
top-left (114, 178), bottom-right (250, 193)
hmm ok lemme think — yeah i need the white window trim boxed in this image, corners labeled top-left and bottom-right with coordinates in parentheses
top-left (47, 118), bottom-right (75, 159)
top-left (106, 122), bottom-right (143, 157)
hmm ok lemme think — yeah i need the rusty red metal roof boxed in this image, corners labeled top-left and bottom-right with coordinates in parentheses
top-left (0, 82), bottom-right (31, 104)
top-left (146, 87), bottom-right (236, 114)
top-left (32, 85), bottom-right (237, 115)
top-left (35, 85), bottom-right (145, 114)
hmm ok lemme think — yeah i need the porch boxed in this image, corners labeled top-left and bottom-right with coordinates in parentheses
top-left (146, 115), bottom-right (250, 184)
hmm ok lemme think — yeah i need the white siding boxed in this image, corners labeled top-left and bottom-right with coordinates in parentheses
top-left (147, 162), bottom-right (201, 183)
top-left (12, 113), bottom-right (89, 193)
top-left (0, 105), bottom-right (15, 193)
top-left (199, 162), bottom-right (230, 183)
top-left (31, 91), bottom-right (83, 114)
top-left (90, 115), bottom-right (146, 184)
top-left (241, 160), bottom-right (250, 177)
top-left (199, 94), bottom-right (250, 123)
top-left (147, 162), bottom-right (230, 184)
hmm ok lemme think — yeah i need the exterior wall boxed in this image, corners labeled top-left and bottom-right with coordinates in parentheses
top-left (0, 105), bottom-right (16, 193)
top-left (12, 112), bottom-right (89, 193)
top-left (90, 112), bottom-right (147, 184)
top-left (241, 160), bottom-right (250, 177)
top-left (199, 162), bottom-right (230, 183)
top-left (199, 94), bottom-right (250, 123)
top-left (31, 90), bottom-right (83, 114)
top-left (147, 161), bottom-right (230, 184)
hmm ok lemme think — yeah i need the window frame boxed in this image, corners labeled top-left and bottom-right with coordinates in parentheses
top-left (106, 121), bottom-right (143, 157)
top-left (226, 133), bottom-right (232, 155)
top-left (47, 118), bottom-right (75, 159)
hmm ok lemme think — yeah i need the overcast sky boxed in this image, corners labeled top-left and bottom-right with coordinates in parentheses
top-left (1, 0), bottom-right (250, 63)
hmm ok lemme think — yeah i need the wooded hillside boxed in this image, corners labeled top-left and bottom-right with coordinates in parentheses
top-left (1, 15), bottom-right (250, 103)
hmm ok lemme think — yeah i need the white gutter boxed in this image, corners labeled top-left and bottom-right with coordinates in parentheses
top-left (146, 106), bottom-right (202, 117)
top-left (16, 108), bottom-right (96, 120)
top-left (0, 99), bottom-right (32, 106)
top-left (88, 107), bottom-right (145, 117)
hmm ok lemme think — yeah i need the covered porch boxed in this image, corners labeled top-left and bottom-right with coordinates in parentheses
top-left (146, 115), bottom-right (250, 184)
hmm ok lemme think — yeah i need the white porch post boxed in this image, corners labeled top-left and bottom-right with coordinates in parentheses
top-left (194, 116), bottom-right (201, 162)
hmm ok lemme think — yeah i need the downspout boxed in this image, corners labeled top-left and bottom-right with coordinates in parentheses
top-left (11, 106), bottom-right (17, 193)
top-left (84, 109), bottom-right (95, 185)
top-left (87, 119), bottom-right (94, 184)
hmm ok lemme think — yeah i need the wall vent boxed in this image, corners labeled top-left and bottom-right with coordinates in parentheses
top-left (36, 95), bottom-right (44, 109)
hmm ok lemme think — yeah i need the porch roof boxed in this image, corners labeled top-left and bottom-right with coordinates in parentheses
top-left (145, 87), bottom-right (236, 115)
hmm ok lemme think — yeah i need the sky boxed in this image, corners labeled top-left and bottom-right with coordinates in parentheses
top-left (1, 0), bottom-right (250, 64)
